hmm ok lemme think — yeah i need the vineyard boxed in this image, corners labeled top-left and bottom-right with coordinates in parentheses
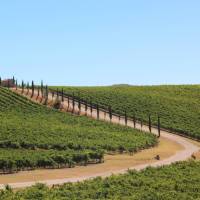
top-left (0, 87), bottom-right (157, 173)
top-left (53, 85), bottom-right (200, 140)
top-left (1, 160), bottom-right (200, 199)
top-left (1, 0), bottom-right (199, 198)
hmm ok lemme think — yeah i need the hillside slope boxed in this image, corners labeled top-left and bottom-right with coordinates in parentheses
top-left (0, 87), bottom-right (156, 173)
top-left (54, 85), bottom-right (200, 139)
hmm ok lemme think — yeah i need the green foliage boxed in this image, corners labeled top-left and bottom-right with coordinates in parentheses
top-left (0, 87), bottom-right (156, 172)
top-left (1, 161), bottom-right (200, 199)
top-left (0, 149), bottom-right (104, 173)
top-left (53, 85), bottom-right (200, 139)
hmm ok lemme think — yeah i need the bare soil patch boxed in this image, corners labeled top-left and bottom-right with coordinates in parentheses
top-left (192, 151), bottom-right (200, 160)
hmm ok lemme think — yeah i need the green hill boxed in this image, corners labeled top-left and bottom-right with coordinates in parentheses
top-left (53, 85), bottom-right (200, 140)
top-left (0, 87), bottom-right (156, 173)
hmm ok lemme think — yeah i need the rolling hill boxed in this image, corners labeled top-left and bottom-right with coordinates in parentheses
top-left (0, 87), bottom-right (156, 173)
top-left (53, 85), bottom-right (200, 140)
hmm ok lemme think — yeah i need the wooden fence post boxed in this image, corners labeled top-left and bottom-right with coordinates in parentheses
top-left (149, 114), bottom-right (152, 133)
top-left (158, 115), bottom-right (161, 137)
top-left (125, 111), bottom-right (127, 126)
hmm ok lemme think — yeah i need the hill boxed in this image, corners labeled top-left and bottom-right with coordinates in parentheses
top-left (0, 87), bottom-right (156, 173)
top-left (53, 85), bottom-right (200, 140)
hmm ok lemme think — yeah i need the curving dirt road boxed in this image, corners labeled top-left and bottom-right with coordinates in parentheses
top-left (1, 88), bottom-right (198, 190)
top-left (0, 130), bottom-right (199, 190)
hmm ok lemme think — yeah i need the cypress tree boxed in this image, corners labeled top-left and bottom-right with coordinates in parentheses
top-left (108, 106), bottom-right (112, 121)
top-left (133, 114), bottom-right (136, 128)
top-left (27, 82), bottom-right (29, 94)
top-left (85, 102), bottom-right (88, 116)
top-left (158, 115), bottom-right (161, 137)
top-left (7, 79), bottom-right (10, 88)
top-left (37, 86), bottom-right (40, 98)
top-left (104, 111), bottom-right (106, 121)
top-left (46, 85), bottom-right (48, 97)
top-left (141, 119), bottom-right (143, 131)
top-left (12, 76), bottom-right (15, 85)
top-left (31, 81), bottom-right (34, 98)
top-left (78, 98), bottom-right (81, 114)
top-left (149, 114), bottom-right (152, 133)
top-left (72, 93), bottom-right (75, 113)
top-left (97, 104), bottom-right (100, 120)
top-left (56, 88), bottom-right (59, 99)
top-left (125, 111), bottom-right (127, 126)
top-left (45, 85), bottom-right (48, 104)
top-left (15, 80), bottom-right (18, 90)
top-left (0, 77), bottom-right (1, 86)
top-left (90, 101), bottom-right (93, 116)
top-left (41, 81), bottom-right (43, 98)
top-left (22, 81), bottom-right (24, 94)
top-left (61, 88), bottom-right (64, 102)
top-left (67, 96), bottom-right (70, 110)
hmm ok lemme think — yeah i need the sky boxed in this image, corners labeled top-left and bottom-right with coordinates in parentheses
top-left (0, 0), bottom-right (200, 86)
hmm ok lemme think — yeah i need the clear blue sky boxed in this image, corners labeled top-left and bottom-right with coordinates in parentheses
top-left (0, 0), bottom-right (200, 86)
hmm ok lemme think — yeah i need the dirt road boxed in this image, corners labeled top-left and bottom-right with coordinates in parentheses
top-left (1, 88), bottom-right (198, 189)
